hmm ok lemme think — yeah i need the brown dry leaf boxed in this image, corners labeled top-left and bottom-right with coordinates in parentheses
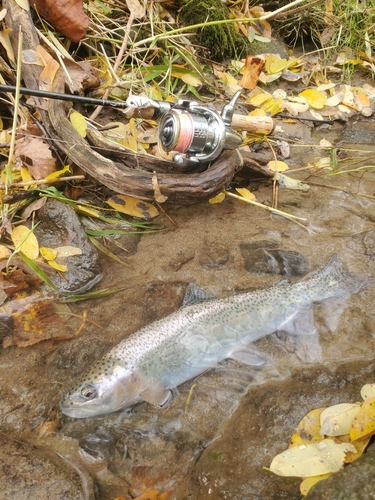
top-left (64, 59), bottom-right (100, 92)
top-left (152, 174), bottom-right (168, 203)
top-left (15, 135), bottom-right (56, 180)
top-left (126, 0), bottom-right (145, 18)
top-left (0, 28), bottom-right (15, 65)
top-left (32, 0), bottom-right (89, 43)
top-left (0, 244), bottom-right (12, 260)
top-left (240, 56), bottom-right (265, 90)
top-left (39, 57), bottom-right (60, 91)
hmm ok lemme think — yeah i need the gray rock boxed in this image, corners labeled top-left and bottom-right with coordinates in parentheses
top-left (239, 240), bottom-right (309, 276)
top-left (34, 198), bottom-right (102, 293)
top-left (306, 442), bottom-right (375, 500)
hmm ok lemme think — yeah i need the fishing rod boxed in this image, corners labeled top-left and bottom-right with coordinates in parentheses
top-left (0, 83), bottom-right (274, 167)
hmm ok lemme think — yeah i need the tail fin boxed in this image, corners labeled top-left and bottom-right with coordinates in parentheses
top-left (313, 253), bottom-right (372, 294)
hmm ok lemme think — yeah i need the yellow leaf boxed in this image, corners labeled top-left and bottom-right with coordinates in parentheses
top-left (152, 174), bottom-right (168, 203)
top-left (270, 439), bottom-right (356, 477)
top-left (0, 28), bottom-right (15, 65)
top-left (249, 108), bottom-right (266, 117)
top-left (235, 187), bottom-right (256, 201)
top-left (107, 194), bottom-right (159, 219)
top-left (40, 246), bottom-right (57, 261)
top-left (246, 92), bottom-right (272, 107)
top-left (39, 57), bottom-right (60, 91)
top-left (55, 246), bottom-right (82, 258)
top-left (0, 244), bottom-right (12, 260)
top-left (268, 58), bottom-right (289, 75)
top-left (320, 403), bottom-right (361, 437)
top-left (350, 397), bottom-right (375, 441)
top-left (21, 166), bottom-right (33, 183)
top-left (298, 89), bottom-right (327, 109)
top-left (209, 192), bottom-right (226, 204)
top-left (70, 111), bottom-right (87, 138)
top-left (267, 160), bottom-right (289, 172)
top-left (48, 260), bottom-right (68, 272)
top-left (11, 225), bottom-right (39, 260)
top-left (261, 97), bottom-right (283, 115)
top-left (120, 133), bottom-right (138, 152)
top-left (44, 165), bottom-right (71, 182)
top-left (300, 474), bottom-right (332, 496)
top-left (77, 205), bottom-right (101, 218)
top-left (334, 434), bottom-right (371, 463)
top-left (361, 384), bottom-right (375, 400)
top-left (216, 71), bottom-right (238, 85)
top-left (15, 0), bottom-right (30, 10)
top-left (180, 73), bottom-right (202, 87)
top-left (289, 408), bottom-right (325, 448)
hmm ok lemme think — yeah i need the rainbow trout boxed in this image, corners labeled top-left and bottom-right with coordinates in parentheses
top-left (60, 254), bottom-right (369, 418)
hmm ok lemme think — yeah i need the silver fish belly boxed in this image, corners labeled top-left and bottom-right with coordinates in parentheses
top-left (60, 254), bottom-right (369, 418)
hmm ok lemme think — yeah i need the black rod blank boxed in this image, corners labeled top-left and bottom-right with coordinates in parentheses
top-left (0, 83), bottom-right (129, 109)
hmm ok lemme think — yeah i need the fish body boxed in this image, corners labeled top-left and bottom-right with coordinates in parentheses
top-left (61, 255), bottom-right (369, 418)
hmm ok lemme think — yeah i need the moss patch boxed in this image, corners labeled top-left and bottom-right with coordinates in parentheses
top-left (178, 0), bottom-right (249, 61)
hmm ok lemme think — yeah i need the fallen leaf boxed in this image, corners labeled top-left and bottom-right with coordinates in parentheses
top-left (47, 260), bottom-right (68, 272)
top-left (270, 439), bottom-right (356, 477)
top-left (209, 192), bottom-right (226, 204)
top-left (334, 434), bottom-right (371, 463)
top-left (180, 73), bottom-right (202, 87)
top-left (107, 194), bottom-right (159, 219)
top-left (267, 160), bottom-right (289, 172)
top-left (15, 0), bottom-right (29, 10)
top-left (11, 225), bottom-right (39, 260)
top-left (320, 403), bottom-right (361, 437)
top-left (361, 384), bottom-right (375, 400)
top-left (235, 187), bottom-right (256, 200)
top-left (0, 244), bottom-right (12, 260)
top-left (70, 112), bottom-right (87, 138)
top-left (289, 408), bottom-right (325, 448)
top-left (40, 246), bottom-right (58, 261)
top-left (15, 135), bottom-right (56, 180)
top-left (32, 0), bottom-right (89, 43)
top-left (300, 474), bottom-right (332, 496)
top-left (44, 165), bottom-right (71, 182)
top-left (152, 174), bottom-right (168, 203)
top-left (55, 246), bottom-right (83, 258)
top-left (273, 173), bottom-right (310, 191)
top-left (39, 56), bottom-right (60, 91)
top-left (126, 0), bottom-right (145, 18)
top-left (350, 397), bottom-right (375, 441)
top-left (299, 89), bottom-right (327, 109)
top-left (0, 28), bottom-right (15, 65)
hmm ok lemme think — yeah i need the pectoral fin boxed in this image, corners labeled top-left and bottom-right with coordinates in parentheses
top-left (277, 307), bottom-right (317, 336)
top-left (140, 380), bottom-right (171, 407)
top-left (228, 345), bottom-right (266, 366)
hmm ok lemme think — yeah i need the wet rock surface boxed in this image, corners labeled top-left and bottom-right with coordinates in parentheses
top-left (35, 198), bottom-right (103, 293)
top-left (0, 433), bottom-right (95, 499)
top-left (0, 113), bottom-right (375, 498)
top-left (306, 442), bottom-right (375, 500)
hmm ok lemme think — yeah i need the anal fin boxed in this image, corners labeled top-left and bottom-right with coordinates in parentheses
top-left (277, 307), bottom-right (317, 336)
top-left (228, 345), bottom-right (266, 366)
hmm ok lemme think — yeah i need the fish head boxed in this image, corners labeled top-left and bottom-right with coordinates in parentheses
top-left (60, 358), bottom-right (145, 418)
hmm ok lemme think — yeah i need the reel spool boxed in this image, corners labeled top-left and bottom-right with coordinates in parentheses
top-left (158, 90), bottom-right (243, 167)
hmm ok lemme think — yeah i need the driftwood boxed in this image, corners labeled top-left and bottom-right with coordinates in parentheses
top-left (4, 1), bottom-right (273, 205)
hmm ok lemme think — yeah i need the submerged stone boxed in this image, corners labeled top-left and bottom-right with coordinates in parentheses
top-left (239, 240), bottom-right (309, 276)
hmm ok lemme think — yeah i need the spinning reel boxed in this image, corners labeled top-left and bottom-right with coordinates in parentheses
top-left (158, 90), bottom-right (243, 167)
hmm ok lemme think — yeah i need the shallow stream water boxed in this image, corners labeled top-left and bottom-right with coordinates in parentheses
top-left (0, 114), bottom-right (375, 499)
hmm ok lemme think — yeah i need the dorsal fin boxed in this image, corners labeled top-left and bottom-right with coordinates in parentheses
top-left (182, 284), bottom-right (215, 306)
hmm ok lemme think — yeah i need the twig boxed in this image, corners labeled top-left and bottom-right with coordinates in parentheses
top-left (224, 191), bottom-right (307, 221)
top-left (6, 26), bottom-right (23, 191)
top-left (0, 175), bottom-right (85, 189)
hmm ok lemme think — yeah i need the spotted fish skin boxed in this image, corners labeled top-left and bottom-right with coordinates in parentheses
top-left (60, 254), bottom-right (369, 418)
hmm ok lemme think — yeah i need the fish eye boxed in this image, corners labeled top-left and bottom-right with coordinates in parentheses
top-left (81, 385), bottom-right (97, 400)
